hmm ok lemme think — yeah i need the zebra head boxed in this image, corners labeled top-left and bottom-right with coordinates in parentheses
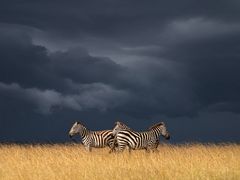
top-left (69, 121), bottom-right (84, 138)
top-left (149, 122), bottom-right (170, 140)
top-left (112, 121), bottom-right (131, 136)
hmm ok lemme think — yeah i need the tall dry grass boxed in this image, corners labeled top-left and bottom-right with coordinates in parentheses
top-left (0, 143), bottom-right (239, 180)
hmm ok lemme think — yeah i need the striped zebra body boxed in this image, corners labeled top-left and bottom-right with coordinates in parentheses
top-left (69, 122), bottom-right (114, 152)
top-left (116, 122), bottom-right (170, 152)
top-left (116, 130), bottom-right (159, 152)
top-left (82, 130), bottom-right (114, 148)
top-left (112, 121), bottom-right (160, 152)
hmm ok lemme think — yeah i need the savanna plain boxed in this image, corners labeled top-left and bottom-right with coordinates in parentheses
top-left (0, 143), bottom-right (239, 180)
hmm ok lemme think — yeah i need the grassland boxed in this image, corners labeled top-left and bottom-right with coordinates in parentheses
top-left (0, 143), bottom-right (239, 180)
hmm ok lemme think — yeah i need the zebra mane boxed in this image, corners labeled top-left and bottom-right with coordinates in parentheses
top-left (115, 121), bottom-right (131, 129)
top-left (148, 122), bottom-right (165, 130)
top-left (115, 121), bottom-right (126, 126)
top-left (76, 121), bottom-right (82, 125)
top-left (115, 121), bottom-right (123, 125)
top-left (76, 121), bottom-right (88, 129)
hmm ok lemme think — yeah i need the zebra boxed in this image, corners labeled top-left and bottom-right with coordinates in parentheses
top-left (68, 121), bottom-right (115, 152)
top-left (115, 122), bottom-right (170, 153)
top-left (112, 121), bottom-right (162, 152)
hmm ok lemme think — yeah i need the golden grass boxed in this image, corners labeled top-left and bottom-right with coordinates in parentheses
top-left (0, 143), bottom-right (239, 180)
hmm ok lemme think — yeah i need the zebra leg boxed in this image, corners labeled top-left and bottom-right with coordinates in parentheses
top-left (153, 140), bottom-right (159, 152)
top-left (111, 138), bottom-right (118, 153)
top-left (128, 145), bottom-right (132, 153)
top-left (145, 147), bottom-right (151, 153)
top-left (113, 137), bottom-right (119, 152)
top-left (117, 145), bottom-right (123, 152)
top-left (108, 138), bottom-right (117, 153)
top-left (108, 147), bottom-right (114, 153)
top-left (108, 144), bottom-right (116, 153)
top-left (85, 145), bottom-right (92, 152)
top-left (153, 148), bottom-right (159, 153)
top-left (112, 144), bottom-right (119, 153)
top-left (117, 143), bottom-right (127, 153)
top-left (88, 146), bottom-right (92, 152)
top-left (152, 144), bottom-right (159, 152)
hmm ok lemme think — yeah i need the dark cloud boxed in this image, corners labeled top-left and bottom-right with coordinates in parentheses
top-left (49, 47), bottom-right (125, 85)
top-left (0, 1), bottom-right (240, 142)
top-left (160, 24), bottom-right (240, 114)
top-left (0, 82), bottom-right (129, 114)
top-left (0, 25), bottom-right (54, 88)
top-left (1, 0), bottom-right (240, 40)
top-left (0, 27), bottom-right (131, 114)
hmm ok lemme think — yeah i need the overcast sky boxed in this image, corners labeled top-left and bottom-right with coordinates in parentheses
top-left (0, 0), bottom-right (240, 143)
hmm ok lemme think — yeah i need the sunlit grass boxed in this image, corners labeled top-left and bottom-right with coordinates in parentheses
top-left (0, 143), bottom-right (239, 180)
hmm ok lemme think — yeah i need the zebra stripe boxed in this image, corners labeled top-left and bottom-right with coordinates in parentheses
top-left (69, 122), bottom-right (114, 152)
top-left (115, 122), bottom-right (170, 152)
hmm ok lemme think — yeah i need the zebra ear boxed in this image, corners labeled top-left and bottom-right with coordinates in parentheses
top-left (76, 121), bottom-right (80, 124)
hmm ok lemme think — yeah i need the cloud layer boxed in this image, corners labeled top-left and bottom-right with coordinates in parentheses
top-left (0, 0), bottom-right (240, 142)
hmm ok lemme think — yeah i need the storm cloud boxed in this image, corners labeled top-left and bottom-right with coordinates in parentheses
top-left (0, 0), bottom-right (240, 142)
